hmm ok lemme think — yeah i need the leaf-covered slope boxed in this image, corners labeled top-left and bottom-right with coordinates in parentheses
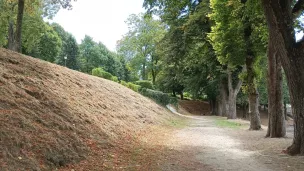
top-left (0, 48), bottom-right (172, 170)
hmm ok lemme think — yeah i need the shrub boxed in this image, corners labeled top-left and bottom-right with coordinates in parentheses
top-left (139, 88), bottom-right (178, 106)
top-left (135, 80), bottom-right (154, 89)
top-left (92, 68), bottom-right (113, 80)
top-left (111, 76), bottom-right (119, 82)
top-left (127, 82), bottom-right (140, 92)
top-left (121, 80), bottom-right (128, 87)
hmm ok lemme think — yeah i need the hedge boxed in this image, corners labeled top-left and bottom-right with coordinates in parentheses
top-left (139, 88), bottom-right (177, 106)
top-left (135, 80), bottom-right (154, 89)
top-left (92, 67), bottom-right (116, 81)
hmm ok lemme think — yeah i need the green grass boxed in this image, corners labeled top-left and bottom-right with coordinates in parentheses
top-left (215, 119), bottom-right (243, 129)
top-left (166, 118), bottom-right (189, 128)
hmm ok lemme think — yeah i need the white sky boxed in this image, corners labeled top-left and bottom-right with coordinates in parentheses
top-left (51, 0), bottom-right (145, 51)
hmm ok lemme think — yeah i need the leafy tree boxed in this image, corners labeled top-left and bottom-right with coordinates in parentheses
top-left (117, 13), bottom-right (166, 82)
top-left (52, 23), bottom-right (79, 70)
top-left (261, 0), bottom-right (304, 155)
top-left (28, 22), bottom-right (62, 62)
top-left (1, 0), bottom-right (74, 52)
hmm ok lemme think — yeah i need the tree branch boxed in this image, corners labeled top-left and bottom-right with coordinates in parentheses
top-left (292, 0), bottom-right (304, 18)
top-left (234, 79), bottom-right (243, 97)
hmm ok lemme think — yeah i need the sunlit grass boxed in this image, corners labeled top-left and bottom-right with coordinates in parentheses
top-left (215, 119), bottom-right (243, 129)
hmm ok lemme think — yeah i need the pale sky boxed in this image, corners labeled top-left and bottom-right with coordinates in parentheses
top-left (51, 0), bottom-right (145, 51)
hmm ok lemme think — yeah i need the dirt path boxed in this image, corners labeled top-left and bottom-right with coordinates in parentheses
top-left (153, 109), bottom-right (304, 171)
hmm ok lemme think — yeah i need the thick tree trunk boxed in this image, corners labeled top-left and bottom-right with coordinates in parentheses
top-left (227, 93), bottom-right (237, 119)
top-left (266, 34), bottom-right (286, 137)
top-left (248, 90), bottom-right (261, 130)
top-left (13, 0), bottom-right (25, 52)
top-left (246, 57), bottom-right (262, 130)
top-left (227, 71), bottom-right (242, 119)
top-left (210, 99), bottom-right (217, 115)
top-left (217, 78), bottom-right (228, 116)
top-left (262, 0), bottom-right (304, 155)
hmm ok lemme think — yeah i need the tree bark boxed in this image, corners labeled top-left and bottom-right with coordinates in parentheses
top-left (142, 61), bottom-right (146, 80)
top-left (265, 33), bottom-right (286, 137)
top-left (227, 71), bottom-right (242, 119)
top-left (13, 0), bottom-right (25, 52)
top-left (8, 20), bottom-right (14, 50)
top-left (262, 0), bottom-right (304, 155)
top-left (246, 57), bottom-right (262, 130)
top-left (217, 78), bottom-right (228, 116)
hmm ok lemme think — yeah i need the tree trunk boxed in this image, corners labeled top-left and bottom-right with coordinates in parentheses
top-left (13, 0), bottom-right (25, 52)
top-left (152, 69), bottom-right (156, 85)
top-left (248, 90), bottom-right (262, 130)
top-left (210, 99), bottom-right (217, 115)
top-left (217, 78), bottom-right (228, 116)
top-left (227, 93), bottom-right (237, 119)
top-left (179, 91), bottom-right (184, 100)
top-left (227, 71), bottom-right (242, 119)
top-left (246, 57), bottom-right (262, 130)
top-left (262, 0), bottom-right (304, 155)
top-left (265, 33), bottom-right (285, 137)
top-left (8, 20), bottom-right (14, 50)
top-left (142, 61), bottom-right (146, 80)
top-left (284, 102), bottom-right (287, 120)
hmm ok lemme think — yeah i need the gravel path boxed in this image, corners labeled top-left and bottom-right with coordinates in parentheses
top-left (161, 106), bottom-right (304, 171)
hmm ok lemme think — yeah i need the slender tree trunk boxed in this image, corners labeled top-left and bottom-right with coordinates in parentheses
top-left (142, 61), bottom-right (146, 80)
top-left (13, 0), bottom-right (25, 52)
top-left (266, 34), bottom-right (286, 137)
top-left (179, 91), bottom-right (184, 100)
top-left (284, 102), bottom-right (287, 120)
top-left (8, 20), bottom-right (14, 50)
top-left (262, 0), bottom-right (304, 155)
top-left (246, 57), bottom-right (262, 130)
top-left (151, 69), bottom-right (156, 85)
top-left (227, 71), bottom-right (242, 119)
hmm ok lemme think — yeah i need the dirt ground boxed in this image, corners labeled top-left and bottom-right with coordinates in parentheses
top-left (0, 48), bottom-right (173, 170)
top-left (132, 109), bottom-right (304, 171)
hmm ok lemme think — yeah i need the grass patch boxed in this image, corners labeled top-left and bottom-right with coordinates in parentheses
top-left (166, 118), bottom-right (189, 128)
top-left (215, 119), bottom-right (243, 129)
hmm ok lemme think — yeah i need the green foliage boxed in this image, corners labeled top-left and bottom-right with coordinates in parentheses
top-left (111, 76), bottom-right (119, 82)
top-left (135, 80), bottom-right (154, 89)
top-left (127, 82), bottom-right (140, 92)
top-left (29, 22), bottom-right (62, 62)
top-left (120, 80), bottom-right (128, 87)
top-left (139, 88), bottom-right (178, 106)
top-left (117, 13), bottom-right (166, 81)
top-left (92, 67), bottom-right (114, 80)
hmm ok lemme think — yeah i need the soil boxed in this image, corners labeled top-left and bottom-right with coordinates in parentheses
top-left (0, 48), bottom-right (173, 170)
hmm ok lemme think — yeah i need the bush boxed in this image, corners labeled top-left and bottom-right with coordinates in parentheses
top-left (139, 88), bottom-right (177, 106)
top-left (135, 80), bottom-right (154, 89)
top-left (111, 76), bottom-right (119, 82)
top-left (121, 80), bottom-right (128, 87)
top-left (92, 67), bottom-right (114, 80)
top-left (127, 82), bottom-right (140, 92)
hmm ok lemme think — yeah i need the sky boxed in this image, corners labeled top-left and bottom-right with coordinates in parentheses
top-left (51, 0), bottom-right (145, 51)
